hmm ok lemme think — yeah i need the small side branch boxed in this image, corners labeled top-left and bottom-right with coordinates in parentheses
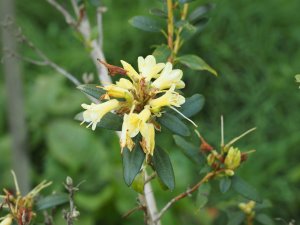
top-left (154, 170), bottom-right (224, 222)
top-left (46, 0), bottom-right (76, 25)
top-left (63, 177), bottom-right (81, 225)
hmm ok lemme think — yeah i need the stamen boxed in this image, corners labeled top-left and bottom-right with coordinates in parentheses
top-left (170, 106), bottom-right (197, 127)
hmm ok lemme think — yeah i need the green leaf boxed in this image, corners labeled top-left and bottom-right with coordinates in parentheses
top-left (75, 187), bottom-right (114, 212)
top-left (173, 135), bottom-right (204, 164)
top-left (180, 22), bottom-right (198, 40)
top-left (89, 0), bottom-right (101, 7)
top-left (179, 94), bottom-right (205, 117)
top-left (152, 147), bottom-right (175, 191)
top-left (176, 54), bottom-right (217, 76)
top-left (179, 0), bottom-right (195, 4)
top-left (74, 112), bottom-right (123, 131)
top-left (232, 176), bottom-right (262, 203)
top-left (188, 4), bottom-right (214, 23)
top-left (122, 136), bottom-right (145, 186)
top-left (256, 214), bottom-right (275, 225)
top-left (152, 45), bottom-right (171, 63)
top-left (227, 212), bottom-right (245, 225)
top-left (219, 176), bottom-right (232, 193)
top-left (129, 16), bottom-right (162, 32)
top-left (36, 193), bottom-right (69, 210)
top-left (149, 8), bottom-right (167, 18)
top-left (131, 171), bottom-right (145, 194)
top-left (77, 84), bottom-right (105, 100)
top-left (196, 183), bottom-right (210, 208)
top-left (158, 113), bottom-right (190, 136)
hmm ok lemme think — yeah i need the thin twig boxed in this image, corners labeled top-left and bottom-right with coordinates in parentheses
top-left (167, 0), bottom-right (174, 62)
top-left (154, 170), bottom-right (225, 222)
top-left (70, 0), bottom-right (80, 17)
top-left (122, 205), bottom-right (145, 219)
top-left (63, 177), bottom-right (80, 225)
top-left (46, 0), bottom-right (76, 25)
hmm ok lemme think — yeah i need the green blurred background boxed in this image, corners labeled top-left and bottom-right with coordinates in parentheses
top-left (1, 0), bottom-right (299, 224)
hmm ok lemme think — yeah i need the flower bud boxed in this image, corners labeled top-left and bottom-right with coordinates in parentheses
top-left (66, 176), bottom-right (73, 186)
top-left (207, 153), bottom-right (215, 166)
top-left (225, 169), bottom-right (235, 176)
top-left (239, 201), bottom-right (256, 215)
top-left (224, 147), bottom-right (241, 170)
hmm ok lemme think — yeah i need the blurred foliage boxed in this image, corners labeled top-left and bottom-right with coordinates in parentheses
top-left (0, 0), bottom-right (300, 224)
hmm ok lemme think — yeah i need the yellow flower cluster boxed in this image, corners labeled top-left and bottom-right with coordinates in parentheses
top-left (239, 200), bottom-right (256, 215)
top-left (81, 55), bottom-right (186, 155)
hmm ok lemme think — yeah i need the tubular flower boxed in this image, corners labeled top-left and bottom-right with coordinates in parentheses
top-left (138, 55), bottom-right (165, 81)
top-left (224, 147), bottom-right (241, 170)
top-left (149, 85), bottom-right (185, 113)
top-left (81, 99), bottom-right (120, 130)
top-left (121, 107), bottom-right (155, 155)
top-left (151, 62), bottom-right (185, 90)
top-left (79, 55), bottom-right (187, 155)
top-left (103, 85), bottom-right (134, 102)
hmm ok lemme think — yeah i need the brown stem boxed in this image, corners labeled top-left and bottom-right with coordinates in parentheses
top-left (154, 169), bottom-right (225, 222)
top-left (167, 0), bottom-right (174, 62)
top-left (173, 3), bottom-right (189, 57)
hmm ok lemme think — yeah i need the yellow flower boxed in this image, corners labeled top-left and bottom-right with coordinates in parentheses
top-left (120, 107), bottom-right (155, 155)
top-left (0, 215), bottom-right (12, 225)
top-left (120, 60), bottom-right (140, 82)
top-left (149, 85), bottom-right (185, 113)
top-left (138, 55), bottom-right (165, 81)
top-left (151, 62), bottom-right (185, 90)
top-left (224, 147), bottom-right (241, 170)
top-left (81, 99), bottom-right (120, 130)
top-left (103, 85), bottom-right (134, 102)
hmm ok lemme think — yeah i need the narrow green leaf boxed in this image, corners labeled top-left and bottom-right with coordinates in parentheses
top-left (179, 94), bottom-right (205, 117)
top-left (152, 147), bottom-right (175, 191)
top-left (157, 113), bottom-right (190, 136)
top-left (173, 135), bottom-right (204, 164)
top-left (129, 16), bottom-right (162, 32)
top-left (188, 4), bottom-right (214, 23)
top-left (219, 176), bottom-right (232, 193)
top-left (196, 183), bottom-right (210, 208)
top-left (122, 136), bottom-right (145, 186)
top-left (149, 8), bottom-right (167, 18)
top-left (232, 176), bottom-right (262, 203)
top-left (256, 214), bottom-right (275, 225)
top-left (179, 0), bottom-right (195, 4)
top-left (177, 54), bottom-right (217, 76)
top-left (74, 112), bottom-right (123, 131)
top-left (152, 45), bottom-right (171, 63)
top-left (77, 84), bottom-right (105, 100)
top-left (227, 212), bottom-right (245, 225)
top-left (36, 193), bottom-right (69, 210)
